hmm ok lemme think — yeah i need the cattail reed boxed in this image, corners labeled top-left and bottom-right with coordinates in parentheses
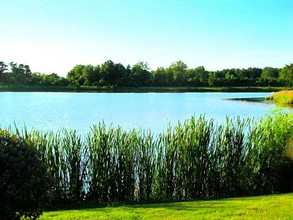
top-left (2, 111), bottom-right (292, 204)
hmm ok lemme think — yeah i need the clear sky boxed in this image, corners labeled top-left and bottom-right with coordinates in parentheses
top-left (1, 0), bottom-right (292, 76)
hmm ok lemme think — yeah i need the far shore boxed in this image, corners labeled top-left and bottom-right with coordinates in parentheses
top-left (0, 85), bottom-right (289, 93)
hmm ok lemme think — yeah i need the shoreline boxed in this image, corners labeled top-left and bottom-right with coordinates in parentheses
top-left (0, 85), bottom-right (288, 93)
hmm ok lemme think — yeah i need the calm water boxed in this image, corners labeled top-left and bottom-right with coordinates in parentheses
top-left (0, 92), bottom-right (287, 133)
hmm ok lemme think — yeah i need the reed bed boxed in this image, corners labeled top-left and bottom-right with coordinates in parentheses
top-left (267, 90), bottom-right (293, 105)
top-left (2, 111), bottom-right (293, 205)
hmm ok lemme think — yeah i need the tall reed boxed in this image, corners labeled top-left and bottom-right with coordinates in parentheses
top-left (3, 111), bottom-right (292, 204)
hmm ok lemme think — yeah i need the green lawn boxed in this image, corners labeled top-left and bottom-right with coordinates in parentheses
top-left (41, 193), bottom-right (293, 220)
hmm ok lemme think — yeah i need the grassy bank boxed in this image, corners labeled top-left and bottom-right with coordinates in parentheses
top-left (108, 86), bottom-right (289, 93)
top-left (267, 90), bottom-right (293, 106)
top-left (40, 193), bottom-right (293, 219)
top-left (0, 85), bottom-right (290, 92)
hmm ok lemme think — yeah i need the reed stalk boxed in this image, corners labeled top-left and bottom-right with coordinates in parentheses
top-left (2, 111), bottom-right (292, 204)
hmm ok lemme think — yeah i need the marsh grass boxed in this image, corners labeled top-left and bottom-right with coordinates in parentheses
top-left (267, 90), bottom-right (293, 105)
top-left (3, 111), bottom-right (293, 205)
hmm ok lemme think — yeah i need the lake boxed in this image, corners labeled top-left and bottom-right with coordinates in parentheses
top-left (0, 92), bottom-right (288, 134)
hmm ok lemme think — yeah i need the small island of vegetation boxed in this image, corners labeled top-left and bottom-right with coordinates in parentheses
top-left (267, 90), bottom-right (293, 106)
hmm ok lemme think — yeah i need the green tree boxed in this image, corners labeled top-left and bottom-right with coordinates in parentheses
top-left (224, 69), bottom-right (238, 86)
top-left (194, 66), bottom-right (208, 86)
top-left (164, 68), bottom-right (175, 86)
top-left (208, 71), bottom-right (217, 86)
top-left (131, 61), bottom-right (151, 87)
top-left (82, 65), bottom-right (99, 86)
top-left (186, 66), bottom-right (209, 86)
top-left (100, 60), bottom-right (125, 86)
top-left (0, 61), bottom-right (8, 82)
top-left (186, 68), bottom-right (197, 86)
top-left (258, 67), bottom-right (280, 86)
top-left (119, 64), bottom-right (132, 86)
top-left (247, 67), bottom-right (262, 81)
top-left (152, 67), bottom-right (167, 86)
top-left (67, 64), bottom-right (85, 86)
top-left (261, 67), bottom-right (279, 79)
top-left (279, 64), bottom-right (293, 86)
top-left (45, 73), bottom-right (68, 86)
top-left (6, 62), bottom-right (33, 85)
top-left (168, 61), bottom-right (187, 86)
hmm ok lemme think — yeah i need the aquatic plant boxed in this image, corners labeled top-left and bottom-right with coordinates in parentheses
top-left (3, 112), bottom-right (292, 205)
top-left (267, 90), bottom-right (293, 105)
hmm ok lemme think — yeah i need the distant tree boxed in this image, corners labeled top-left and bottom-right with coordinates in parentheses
top-left (164, 68), bottom-right (174, 86)
top-left (46, 73), bottom-right (68, 86)
top-left (194, 66), bottom-right (208, 86)
top-left (152, 67), bottom-right (167, 86)
top-left (99, 60), bottom-right (125, 86)
top-left (115, 63), bottom-right (128, 86)
top-left (67, 64), bottom-right (85, 86)
top-left (186, 68), bottom-right (198, 86)
top-left (82, 65), bottom-right (98, 86)
top-left (186, 66), bottom-right (208, 86)
top-left (168, 61), bottom-right (188, 86)
top-left (247, 67), bottom-right (262, 79)
top-left (131, 61), bottom-right (151, 87)
top-left (29, 72), bottom-right (68, 87)
top-left (233, 69), bottom-right (245, 86)
top-left (261, 67), bottom-right (279, 79)
top-left (4, 62), bottom-right (33, 85)
top-left (279, 64), bottom-right (293, 86)
top-left (225, 70), bottom-right (237, 86)
top-left (93, 65), bottom-right (101, 86)
top-left (258, 67), bottom-right (280, 86)
top-left (119, 64), bottom-right (132, 86)
top-left (208, 71), bottom-right (218, 86)
top-left (0, 61), bottom-right (8, 82)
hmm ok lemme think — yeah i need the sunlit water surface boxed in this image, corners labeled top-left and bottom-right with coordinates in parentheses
top-left (0, 92), bottom-right (290, 134)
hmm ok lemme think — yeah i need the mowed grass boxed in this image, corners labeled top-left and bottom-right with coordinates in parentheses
top-left (41, 193), bottom-right (293, 220)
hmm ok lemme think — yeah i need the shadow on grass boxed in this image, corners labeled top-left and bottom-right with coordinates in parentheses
top-left (45, 196), bottom-right (251, 211)
top-left (45, 193), bottom-right (292, 212)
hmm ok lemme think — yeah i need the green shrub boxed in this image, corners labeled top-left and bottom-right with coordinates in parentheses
top-left (0, 130), bottom-right (51, 220)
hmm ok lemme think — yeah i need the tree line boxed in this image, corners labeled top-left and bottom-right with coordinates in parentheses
top-left (66, 60), bottom-right (293, 87)
top-left (0, 61), bottom-right (68, 87)
top-left (1, 60), bottom-right (292, 87)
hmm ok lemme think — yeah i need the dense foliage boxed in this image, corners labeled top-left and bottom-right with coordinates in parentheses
top-left (66, 61), bottom-right (293, 87)
top-left (1, 60), bottom-right (292, 88)
top-left (0, 61), bottom-right (68, 86)
top-left (9, 112), bottom-right (293, 205)
top-left (0, 131), bottom-right (51, 220)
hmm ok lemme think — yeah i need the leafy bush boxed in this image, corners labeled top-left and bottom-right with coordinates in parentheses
top-left (0, 130), bottom-right (50, 220)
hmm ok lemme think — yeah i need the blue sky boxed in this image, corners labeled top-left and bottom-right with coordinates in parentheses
top-left (1, 0), bottom-right (292, 76)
